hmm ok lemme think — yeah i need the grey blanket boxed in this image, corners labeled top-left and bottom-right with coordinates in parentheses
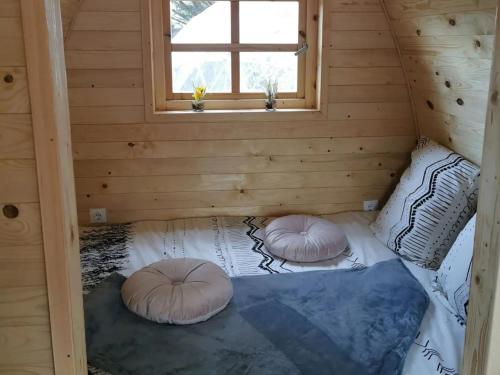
top-left (84, 259), bottom-right (428, 375)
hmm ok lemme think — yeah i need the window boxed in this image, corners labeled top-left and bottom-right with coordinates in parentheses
top-left (145, 0), bottom-right (322, 112)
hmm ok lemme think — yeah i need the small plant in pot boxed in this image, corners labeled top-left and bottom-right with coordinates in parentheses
top-left (192, 84), bottom-right (207, 112)
top-left (264, 79), bottom-right (278, 111)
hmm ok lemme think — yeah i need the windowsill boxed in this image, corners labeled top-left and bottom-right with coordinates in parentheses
top-left (146, 107), bottom-right (327, 123)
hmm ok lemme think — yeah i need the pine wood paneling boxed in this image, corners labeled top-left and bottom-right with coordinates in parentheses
top-left (0, 67), bottom-right (30, 113)
top-left (65, 31), bottom-right (142, 51)
top-left (73, 154), bottom-right (409, 177)
top-left (71, 119), bottom-right (414, 141)
top-left (66, 0), bottom-right (415, 223)
top-left (0, 114), bottom-right (35, 159)
top-left (66, 68), bottom-right (143, 88)
top-left (72, 12), bottom-right (141, 31)
top-left (0, 2), bottom-right (54, 373)
top-left (384, 0), bottom-right (494, 165)
top-left (462, 17), bottom-right (500, 373)
top-left (329, 49), bottom-right (401, 67)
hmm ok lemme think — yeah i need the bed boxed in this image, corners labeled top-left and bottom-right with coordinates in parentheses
top-left (80, 211), bottom-right (465, 375)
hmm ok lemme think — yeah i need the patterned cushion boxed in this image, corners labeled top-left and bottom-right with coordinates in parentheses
top-left (435, 215), bottom-right (476, 323)
top-left (370, 138), bottom-right (479, 269)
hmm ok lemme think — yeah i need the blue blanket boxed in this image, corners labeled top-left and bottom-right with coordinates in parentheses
top-left (84, 259), bottom-right (428, 375)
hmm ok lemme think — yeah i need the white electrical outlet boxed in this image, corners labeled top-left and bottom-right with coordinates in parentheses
top-left (90, 208), bottom-right (107, 224)
top-left (363, 200), bottom-right (379, 212)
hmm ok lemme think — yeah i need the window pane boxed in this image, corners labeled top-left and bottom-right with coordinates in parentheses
top-left (240, 2), bottom-right (299, 44)
top-left (170, 1), bottom-right (230, 43)
top-left (240, 52), bottom-right (297, 93)
top-left (172, 52), bottom-right (231, 93)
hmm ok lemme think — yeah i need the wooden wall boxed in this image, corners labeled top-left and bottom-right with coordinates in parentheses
top-left (66, 0), bottom-right (416, 224)
top-left (463, 14), bottom-right (500, 372)
top-left (0, 1), bottom-right (54, 373)
top-left (384, 0), bottom-right (496, 165)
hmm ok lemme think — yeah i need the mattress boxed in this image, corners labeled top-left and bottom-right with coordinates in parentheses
top-left (80, 211), bottom-right (465, 375)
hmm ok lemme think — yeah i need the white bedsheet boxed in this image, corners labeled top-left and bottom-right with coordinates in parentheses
top-left (81, 211), bottom-right (464, 375)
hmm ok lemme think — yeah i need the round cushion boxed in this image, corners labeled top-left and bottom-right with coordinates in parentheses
top-left (121, 258), bottom-right (233, 324)
top-left (264, 215), bottom-right (348, 262)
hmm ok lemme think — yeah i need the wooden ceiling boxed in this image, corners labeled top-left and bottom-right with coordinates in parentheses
top-left (61, 0), bottom-right (83, 38)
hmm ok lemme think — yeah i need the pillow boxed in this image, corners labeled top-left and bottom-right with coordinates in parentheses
top-left (370, 137), bottom-right (479, 269)
top-left (121, 258), bottom-right (233, 324)
top-left (434, 215), bottom-right (476, 323)
top-left (264, 215), bottom-right (349, 262)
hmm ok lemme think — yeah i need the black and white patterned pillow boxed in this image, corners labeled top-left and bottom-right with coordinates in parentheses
top-left (434, 215), bottom-right (476, 323)
top-left (371, 138), bottom-right (479, 269)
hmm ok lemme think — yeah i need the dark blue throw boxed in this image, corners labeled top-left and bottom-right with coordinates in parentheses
top-left (84, 259), bottom-right (429, 375)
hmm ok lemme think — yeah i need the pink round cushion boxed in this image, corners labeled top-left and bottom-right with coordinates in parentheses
top-left (121, 258), bottom-right (233, 324)
top-left (264, 215), bottom-right (349, 262)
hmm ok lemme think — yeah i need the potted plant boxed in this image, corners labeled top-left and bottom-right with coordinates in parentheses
top-left (192, 84), bottom-right (207, 112)
top-left (264, 79), bottom-right (278, 111)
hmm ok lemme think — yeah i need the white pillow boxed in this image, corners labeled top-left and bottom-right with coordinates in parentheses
top-left (434, 215), bottom-right (476, 323)
top-left (370, 137), bottom-right (479, 269)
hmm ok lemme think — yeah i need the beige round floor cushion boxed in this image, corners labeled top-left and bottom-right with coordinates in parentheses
top-left (121, 258), bottom-right (233, 324)
top-left (264, 215), bottom-right (349, 262)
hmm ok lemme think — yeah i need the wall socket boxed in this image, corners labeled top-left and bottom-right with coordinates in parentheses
top-left (89, 208), bottom-right (107, 224)
top-left (363, 200), bottom-right (379, 212)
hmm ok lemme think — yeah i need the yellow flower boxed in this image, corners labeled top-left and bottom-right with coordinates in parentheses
top-left (192, 85), bottom-right (207, 102)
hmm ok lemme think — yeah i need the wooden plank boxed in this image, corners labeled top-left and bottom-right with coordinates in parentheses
top-left (65, 31), bottom-right (142, 51)
top-left (0, 0), bottom-right (21, 16)
top-left (412, 87), bottom-right (488, 124)
top-left (0, 325), bottom-right (53, 366)
top-left (462, 15), bottom-right (500, 373)
top-left (330, 12), bottom-right (389, 30)
top-left (60, 0), bottom-right (83, 38)
top-left (73, 154), bottom-right (410, 177)
top-left (398, 35), bottom-right (494, 59)
top-left (0, 160), bottom-right (38, 203)
top-left (0, 286), bottom-right (49, 327)
top-left (0, 247), bottom-right (46, 288)
top-left (0, 67), bottom-right (30, 113)
top-left (304, 0), bottom-right (319, 108)
top-left (329, 49), bottom-right (401, 67)
top-left (73, 136), bottom-right (416, 160)
top-left (0, 245), bottom-right (45, 290)
top-left (81, 0), bottom-right (140, 12)
top-left (70, 105), bottom-right (145, 124)
top-left (329, 30), bottom-right (395, 49)
top-left (391, 9), bottom-right (496, 37)
top-left (328, 84), bottom-right (410, 102)
top-left (68, 88), bottom-right (144, 107)
top-left (65, 51), bottom-right (142, 69)
top-left (385, 0), bottom-right (496, 19)
top-left (402, 55), bottom-right (492, 93)
top-left (0, 114), bottom-right (34, 159)
top-left (72, 11), bottom-right (141, 31)
top-left (330, 0), bottom-right (383, 12)
top-left (230, 0), bottom-right (240, 94)
top-left (75, 170), bottom-right (398, 195)
top-left (0, 17), bottom-right (22, 37)
top-left (77, 186), bottom-right (392, 210)
top-left (417, 112), bottom-right (484, 165)
top-left (0, 36), bottom-right (25, 66)
top-left (21, 0), bottom-right (86, 373)
top-left (70, 119), bottom-right (414, 142)
top-left (0, 365), bottom-right (53, 375)
top-left (0, 203), bottom-right (42, 247)
top-left (328, 102), bottom-right (413, 120)
top-left (66, 68), bottom-right (143, 88)
top-left (329, 67), bottom-right (406, 85)
top-left (78, 202), bottom-right (368, 224)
